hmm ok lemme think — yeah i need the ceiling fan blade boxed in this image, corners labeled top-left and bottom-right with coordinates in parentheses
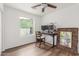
top-left (47, 3), bottom-right (57, 8)
top-left (32, 4), bottom-right (41, 8)
top-left (42, 7), bottom-right (46, 12)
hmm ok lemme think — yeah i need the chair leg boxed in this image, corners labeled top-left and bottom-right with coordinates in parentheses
top-left (44, 38), bottom-right (45, 45)
top-left (35, 39), bottom-right (38, 47)
top-left (35, 41), bottom-right (38, 47)
top-left (39, 40), bottom-right (42, 48)
top-left (43, 38), bottom-right (45, 48)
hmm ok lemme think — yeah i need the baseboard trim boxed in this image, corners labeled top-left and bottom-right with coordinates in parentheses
top-left (2, 42), bottom-right (35, 52)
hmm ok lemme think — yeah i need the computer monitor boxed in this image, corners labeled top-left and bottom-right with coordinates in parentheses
top-left (41, 25), bottom-right (48, 31)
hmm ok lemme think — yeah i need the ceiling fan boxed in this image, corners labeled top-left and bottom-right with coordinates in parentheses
top-left (32, 3), bottom-right (57, 12)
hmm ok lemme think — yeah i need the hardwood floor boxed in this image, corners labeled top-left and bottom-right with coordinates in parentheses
top-left (1, 43), bottom-right (79, 56)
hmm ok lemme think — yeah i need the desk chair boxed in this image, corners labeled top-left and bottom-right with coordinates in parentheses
top-left (35, 31), bottom-right (45, 47)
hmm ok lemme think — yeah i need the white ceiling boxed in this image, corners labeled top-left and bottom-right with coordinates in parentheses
top-left (5, 3), bottom-right (75, 16)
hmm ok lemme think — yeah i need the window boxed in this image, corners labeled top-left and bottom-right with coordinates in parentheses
top-left (19, 17), bottom-right (33, 36)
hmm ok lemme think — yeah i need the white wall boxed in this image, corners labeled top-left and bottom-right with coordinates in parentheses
top-left (42, 4), bottom-right (79, 53)
top-left (0, 4), bottom-right (4, 12)
top-left (2, 5), bottom-right (41, 50)
top-left (42, 4), bottom-right (79, 28)
top-left (0, 10), bottom-right (1, 55)
top-left (0, 3), bottom-right (4, 55)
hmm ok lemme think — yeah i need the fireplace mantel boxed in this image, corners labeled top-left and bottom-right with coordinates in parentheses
top-left (57, 28), bottom-right (78, 54)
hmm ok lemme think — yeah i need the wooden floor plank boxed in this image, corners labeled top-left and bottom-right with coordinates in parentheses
top-left (1, 43), bottom-right (79, 56)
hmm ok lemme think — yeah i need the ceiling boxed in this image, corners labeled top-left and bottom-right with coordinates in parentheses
top-left (5, 3), bottom-right (75, 16)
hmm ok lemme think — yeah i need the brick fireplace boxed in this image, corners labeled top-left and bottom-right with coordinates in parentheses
top-left (57, 28), bottom-right (78, 54)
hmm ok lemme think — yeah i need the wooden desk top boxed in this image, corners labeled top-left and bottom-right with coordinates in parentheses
top-left (42, 32), bottom-right (58, 35)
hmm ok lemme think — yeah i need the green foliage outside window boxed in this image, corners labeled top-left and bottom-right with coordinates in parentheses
top-left (20, 19), bottom-right (32, 28)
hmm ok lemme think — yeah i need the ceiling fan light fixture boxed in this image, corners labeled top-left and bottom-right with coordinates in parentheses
top-left (32, 3), bottom-right (57, 13)
top-left (42, 3), bottom-right (48, 7)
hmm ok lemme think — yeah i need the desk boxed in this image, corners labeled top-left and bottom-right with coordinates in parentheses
top-left (42, 32), bottom-right (58, 47)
